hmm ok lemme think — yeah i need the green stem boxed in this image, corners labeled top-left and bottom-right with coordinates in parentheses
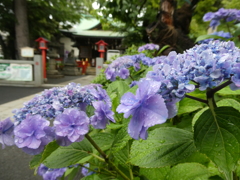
top-left (90, 153), bottom-right (105, 162)
top-left (129, 165), bottom-right (134, 180)
top-left (85, 134), bottom-right (130, 180)
top-left (185, 94), bottom-right (208, 104)
top-left (210, 80), bottom-right (232, 94)
top-left (129, 74), bottom-right (135, 81)
top-left (206, 80), bottom-right (232, 109)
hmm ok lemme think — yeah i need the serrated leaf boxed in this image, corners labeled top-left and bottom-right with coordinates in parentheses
top-left (166, 163), bottom-right (210, 180)
top-left (91, 132), bottom-right (114, 151)
top-left (107, 80), bottom-right (130, 96)
top-left (112, 124), bottom-right (132, 152)
top-left (140, 166), bottom-right (170, 180)
top-left (194, 107), bottom-right (240, 180)
top-left (178, 98), bottom-right (204, 115)
top-left (43, 138), bottom-right (93, 168)
top-left (129, 127), bottom-right (196, 168)
top-left (113, 144), bottom-right (130, 168)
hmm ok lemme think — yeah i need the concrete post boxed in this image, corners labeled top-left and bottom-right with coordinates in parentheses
top-left (33, 55), bottom-right (43, 86)
top-left (96, 57), bottom-right (103, 75)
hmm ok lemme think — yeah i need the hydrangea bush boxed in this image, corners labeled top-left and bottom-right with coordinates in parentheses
top-left (2, 40), bottom-right (240, 180)
top-left (196, 8), bottom-right (240, 47)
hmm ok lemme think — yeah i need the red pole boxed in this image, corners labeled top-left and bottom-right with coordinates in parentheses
top-left (41, 49), bottom-right (47, 80)
top-left (100, 52), bottom-right (104, 58)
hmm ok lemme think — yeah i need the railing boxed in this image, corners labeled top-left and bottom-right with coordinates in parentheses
top-left (0, 55), bottom-right (43, 87)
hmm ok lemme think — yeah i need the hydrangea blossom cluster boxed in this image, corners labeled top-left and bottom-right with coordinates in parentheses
top-left (3, 83), bottom-right (115, 154)
top-left (0, 118), bottom-right (14, 148)
top-left (138, 43), bottom-right (159, 52)
top-left (38, 164), bottom-right (66, 180)
top-left (117, 40), bottom-right (240, 139)
top-left (203, 8), bottom-right (240, 28)
top-left (198, 31), bottom-right (232, 44)
top-left (105, 53), bottom-right (155, 81)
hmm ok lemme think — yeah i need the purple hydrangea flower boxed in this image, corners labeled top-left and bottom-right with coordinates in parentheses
top-left (104, 53), bottom-right (158, 81)
top-left (117, 80), bottom-right (168, 139)
top-left (14, 115), bottom-right (50, 150)
top-left (203, 8), bottom-right (240, 29)
top-left (138, 43), bottom-right (159, 52)
top-left (90, 101), bottom-right (115, 129)
top-left (38, 164), bottom-right (66, 180)
top-left (0, 118), bottom-right (14, 149)
top-left (54, 108), bottom-right (89, 143)
top-left (12, 82), bottom-right (114, 151)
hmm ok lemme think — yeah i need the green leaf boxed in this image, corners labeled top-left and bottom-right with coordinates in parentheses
top-left (217, 86), bottom-right (240, 96)
top-left (113, 144), bottom-right (130, 168)
top-left (192, 107), bottom-right (209, 128)
top-left (30, 154), bottom-right (42, 169)
top-left (107, 80), bottom-right (130, 96)
top-left (195, 34), bottom-right (227, 43)
top-left (157, 45), bottom-right (171, 56)
top-left (81, 174), bottom-right (102, 180)
top-left (166, 163), bottom-right (210, 180)
top-left (112, 124), bottom-right (132, 152)
top-left (140, 166), bottom-right (170, 180)
top-left (217, 98), bottom-right (240, 111)
top-left (194, 107), bottom-right (240, 179)
top-left (91, 132), bottom-right (114, 151)
top-left (178, 98), bottom-right (204, 115)
top-left (43, 138), bottom-right (93, 168)
top-left (129, 127), bottom-right (196, 168)
top-left (41, 141), bottom-right (59, 162)
top-left (127, 85), bottom-right (138, 94)
top-left (106, 123), bottom-right (124, 130)
top-left (64, 166), bottom-right (80, 180)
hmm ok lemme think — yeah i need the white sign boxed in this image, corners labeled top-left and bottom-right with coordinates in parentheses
top-left (0, 63), bottom-right (32, 81)
top-left (21, 47), bottom-right (34, 57)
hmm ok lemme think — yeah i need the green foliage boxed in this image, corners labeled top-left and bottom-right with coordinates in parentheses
top-left (129, 127), bottom-right (196, 168)
top-left (194, 107), bottom-right (240, 179)
top-left (43, 138), bottom-right (93, 168)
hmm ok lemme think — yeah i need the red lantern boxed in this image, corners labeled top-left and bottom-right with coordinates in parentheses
top-left (35, 37), bottom-right (49, 50)
top-left (95, 40), bottom-right (108, 58)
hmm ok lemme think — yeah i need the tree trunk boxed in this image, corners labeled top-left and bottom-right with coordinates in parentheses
top-left (14, 0), bottom-right (30, 59)
top-left (146, 0), bottom-right (199, 55)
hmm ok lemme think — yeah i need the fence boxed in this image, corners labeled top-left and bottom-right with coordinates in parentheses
top-left (0, 55), bottom-right (43, 87)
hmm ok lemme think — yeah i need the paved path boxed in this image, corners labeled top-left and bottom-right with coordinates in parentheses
top-left (0, 75), bottom-right (96, 180)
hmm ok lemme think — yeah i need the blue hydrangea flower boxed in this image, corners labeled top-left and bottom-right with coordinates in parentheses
top-left (38, 164), bottom-right (66, 180)
top-left (117, 80), bottom-right (168, 139)
top-left (91, 101), bottom-right (115, 129)
top-left (0, 118), bottom-right (14, 149)
top-left (54, 108), bottom-right (89, 143)
top-left (203, 8), bottom-right (240, 29)
top-left (104, 53), bottom-right (155, 81)
top-left (138, 43), bottom-right (159, 52)
top-left (12, 83), bottom-right (114, 153)
top-left (14, 115), bottom-right (50, 151)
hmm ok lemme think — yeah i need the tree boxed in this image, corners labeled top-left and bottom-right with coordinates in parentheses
top-left (15, 0), bottom-right (30, 59)
top-left (0, 0), bottom-right (94, 59)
